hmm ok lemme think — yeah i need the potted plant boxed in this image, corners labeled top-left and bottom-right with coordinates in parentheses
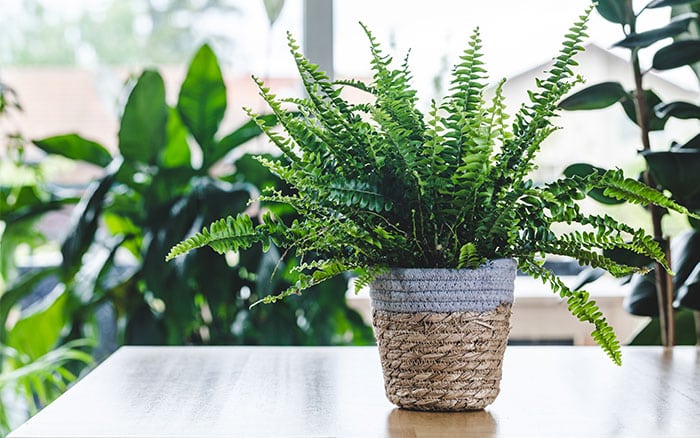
top-left (167, 6), bottom-right (694, 411)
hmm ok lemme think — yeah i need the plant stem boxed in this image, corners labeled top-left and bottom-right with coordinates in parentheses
top-left (628, 9), bottom-right (675, 346)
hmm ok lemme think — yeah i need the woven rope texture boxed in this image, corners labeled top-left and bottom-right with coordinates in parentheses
top-left (372, 303), bottom-right (511, 411)
top-left (369, 259), bottom-right (516, 313)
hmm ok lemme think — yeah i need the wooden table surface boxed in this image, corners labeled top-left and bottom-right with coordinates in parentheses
top-left (9, 346), bottom-right (700, 438)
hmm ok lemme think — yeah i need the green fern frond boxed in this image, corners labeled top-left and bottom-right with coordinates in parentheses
top-left (457, 242), bottom-right (484, 269)
top-left (494, 4), bottom-right (592, 188)
top-left (542, 238), bottom-right (642, 277)
top-left (165, 214), bottom-right (263, 261)
top-left (326, 179), bottom-right (393, 212)
top-left (334, 78), bottom-right (377, 95)
top-left (485, 78), bottom-right (511, 149)
top-left (251, 259), bottom-right (355, 307)
top-left (244, 105), bottom-right (300, 164)
top-left (353, 265), bottom-right (389, 293)
top-left (360, 22), bottom-right (424, 143)
top-left (601, 170), bottom-right (698, 218)
top-left (446, 27), bottom-right (488, 117)
top-left (520, 257), bottom-right (622, 365)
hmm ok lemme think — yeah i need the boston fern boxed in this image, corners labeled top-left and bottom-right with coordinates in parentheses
top-left (167, 6), bottom-right (693, 365)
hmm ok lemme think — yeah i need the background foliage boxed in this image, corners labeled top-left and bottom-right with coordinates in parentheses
top-left (560, 0), bottom-right (700, 344)
top-left (0, 43), bottom-right (372, 434)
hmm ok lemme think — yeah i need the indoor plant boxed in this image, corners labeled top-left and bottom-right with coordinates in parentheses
top-left (559, 0), bottom-right (700, 345)
top-left (167, 6), bottom-right (694, 410)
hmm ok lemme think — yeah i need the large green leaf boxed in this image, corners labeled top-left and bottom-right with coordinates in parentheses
top-left (672, 2), bottom-right (700, 80)
top-left (177, 44), bottom-right (226, 167)
top-left (596, 0), bottom-right (633, 24)
top-left (209, 114), bottom-right (277, 166)
top-left (160, 107), bottom-right (191, 169)
top-left (119, 70), bottom-right (167, 164)
top-left (5, 286), bottom-right (70, 360)
top-left (1, 185), bottom-right (46, 217)
top-left (624, 271), bottom-right (659, 316)
top-left (624, 232), bottom-right (700, 317)
top-left (67, 236), bottom-right (125, 305)
top-left (141, 167), bottom-right (192, 210)
top-left (33, 134), bottom-right (112, 167)
top-left (559, 82), bottom-right (629, 110)
top-left (563, 163), bottom-right (625, 204)
top-left (655, 101), bottom-right (700, 119)
top-left (628, 309), bottom-right (697, 345)
top-left (675, 263), bottom-right (700, 309)
top-left (1, 220), bottom-right (44, 284)
top-left (670, 230), bottom-right (700, 310)
top-left (613, 13), bottom-right (697, 48)
top-left (642, 150), bottom-right (700, 204)
top-left (672, 230), bottom-right (700, 280)
top-left (620, 89), bottom-right (668, 131)
top-left (652, 39), bottom-right (700, 70)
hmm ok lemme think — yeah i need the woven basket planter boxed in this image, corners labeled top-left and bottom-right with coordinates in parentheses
top-left (369, 258), bottom-right (516, 411)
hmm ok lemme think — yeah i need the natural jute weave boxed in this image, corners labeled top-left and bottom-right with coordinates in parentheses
top-left (372, 303), bottom-right (512, 411)
top-left (369, 261), bottom-right (516, 411)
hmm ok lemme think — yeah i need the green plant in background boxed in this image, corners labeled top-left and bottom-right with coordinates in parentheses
top-left (0, 82), bottom-right (77, 290)
top-left (0, 82), bottom-right (89, 436)
top-left (0, 340), bottom-right (92, 435)
top-left (559, 0), bottom-right (700, 345)
top-left (1, 43), bottom-right (373, 432)
top-left (168, 7), bottom-right (695, 365)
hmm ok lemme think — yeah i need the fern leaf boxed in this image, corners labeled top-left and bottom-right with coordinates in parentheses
top-left (494, 4), bottom-right (593, 189)
top-left (520, 257), bottom-right (622, 365)
top-left (601, 170), bottom-right (698, 218)
top-left (166, 214), bottom-right (264, 260)
top-left (251, 259), bottom-right (356, 307)
top-left (353, 266), bottom-right (389, 293)
top-left (457, 242), bottom-right (484, 269)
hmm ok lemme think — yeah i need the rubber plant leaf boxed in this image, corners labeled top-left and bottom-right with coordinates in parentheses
top-left (642, 150), bottom-right (700, 204)
top-left (563, 163), bottom-right (624, 204)
top-left (647, 0), bottom-right (699, 9)
top-left (559, 82), bottom-right (629, 110)
top-left (652, 39), bottom-right (700, 70)
top-left (620, 89), bottom-right (668, 131)
top-left (655, 101), bottom-right (700, 119)
top-left (596, 0), bottom-right (633, 24)
top-left (612, 13), bottom-right (697, 48)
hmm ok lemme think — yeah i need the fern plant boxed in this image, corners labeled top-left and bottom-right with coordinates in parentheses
top-left (167, 6), bottom-right (695, 365)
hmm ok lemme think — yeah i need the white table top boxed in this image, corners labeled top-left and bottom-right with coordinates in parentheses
top-left (9, 346), bottom-right (700, 438)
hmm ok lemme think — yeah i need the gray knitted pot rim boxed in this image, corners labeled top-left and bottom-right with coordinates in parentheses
top-left (369, 258), bottom-right (516, 313)
top-left (375, 258), bottom-right (516, 280)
